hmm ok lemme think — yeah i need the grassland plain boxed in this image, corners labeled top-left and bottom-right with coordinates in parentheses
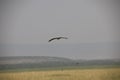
top-left (0, 68), bottom-right (120, 80)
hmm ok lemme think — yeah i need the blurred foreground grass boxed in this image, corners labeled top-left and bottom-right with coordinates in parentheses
top-left (0, 68), bottom-right (120, 80)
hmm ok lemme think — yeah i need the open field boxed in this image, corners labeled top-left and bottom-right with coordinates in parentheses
top-left (0, 68), bottom-right (120, 80)
top-left (0, 56), bottom-right (120, 80)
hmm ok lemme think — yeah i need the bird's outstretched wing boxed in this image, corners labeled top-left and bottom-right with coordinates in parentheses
top-left (48, 38), bottom-right (56, 42)
top-left (48, 37), bottom-right (68, 42)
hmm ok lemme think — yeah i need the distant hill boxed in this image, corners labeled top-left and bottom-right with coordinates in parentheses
top-left (0, 56), bottom-right (120, 70)
top-left (0, 56), bottom-right (73, 64)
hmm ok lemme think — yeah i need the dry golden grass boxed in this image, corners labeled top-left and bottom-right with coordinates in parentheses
top-left (0, 68), bottom-right (120, 80)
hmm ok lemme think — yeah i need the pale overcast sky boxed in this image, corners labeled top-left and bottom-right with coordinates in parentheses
top-left (0, 0), bottom-right (120, 59)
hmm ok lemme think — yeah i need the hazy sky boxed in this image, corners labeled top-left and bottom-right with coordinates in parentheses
top-left (0, 0), bottom-right (120, 59)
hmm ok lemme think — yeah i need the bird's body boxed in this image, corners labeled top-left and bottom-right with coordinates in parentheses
top-left (48, 37), bottom-right (68, 42)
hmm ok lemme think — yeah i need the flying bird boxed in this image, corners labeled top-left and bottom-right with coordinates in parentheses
top-left (48, 37), bottom-right (68, 42)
